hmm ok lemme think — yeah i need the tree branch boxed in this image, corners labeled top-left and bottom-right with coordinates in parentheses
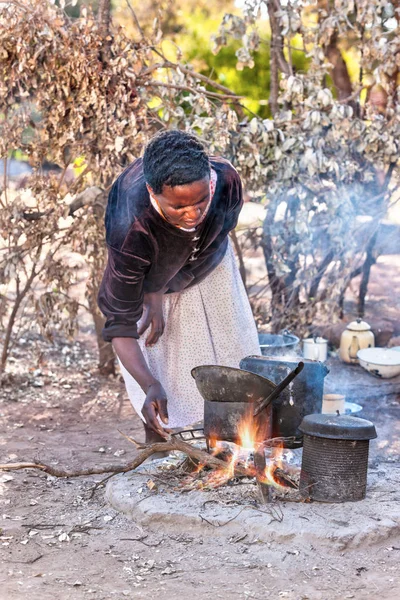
top-left (267, 0), bottom-right (291, 75)
top-left (143, 81), bottom-right (243, 100)
top-left (324, 31), bottom-right (354, 102)
top-left (139, 61), bottom-right (241, 97)
top-left (0, 435), bottom-right (251, 479)
top-left (125, 0), bottom-right (145, 40)
top-left (98, 0), bottom-right (112, 34)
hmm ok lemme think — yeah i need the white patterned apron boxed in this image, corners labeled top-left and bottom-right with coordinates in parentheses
top-left (119, 242), bottom-right (261, 429)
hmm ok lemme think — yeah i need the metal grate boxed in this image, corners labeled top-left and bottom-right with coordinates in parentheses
top-left (171, 427), bottom-right (206, 442)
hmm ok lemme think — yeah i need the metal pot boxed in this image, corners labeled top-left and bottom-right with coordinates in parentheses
top-left (258, 330), bottom-right (300, 356)
top-left (299, 414), bottom-right (377, 502)
top-left (191, 365), bottom-right (276, 445)
top-left (357, 347), bottom-right (400, 379)
top-left (239, 355), bottom-right (329, 447)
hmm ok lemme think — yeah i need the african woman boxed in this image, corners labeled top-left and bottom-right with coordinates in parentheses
top-left (98, 130), bottom-right (260, 443)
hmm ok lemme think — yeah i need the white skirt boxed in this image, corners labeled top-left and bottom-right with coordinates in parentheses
top-left (119, 243), bottom-right (261, 429)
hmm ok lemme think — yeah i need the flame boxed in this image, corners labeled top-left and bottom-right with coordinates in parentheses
top-left (261, 440), bottom-right (298, 490)
top-left (263, 440), bottom-right (285, 488)
top-left (237, 413), bottom-right (256, 450)
top-left (199, 413), bottom-right (297, 492)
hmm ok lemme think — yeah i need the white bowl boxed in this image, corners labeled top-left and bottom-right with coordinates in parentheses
top-left (357, 348), bottom-right (400, 379)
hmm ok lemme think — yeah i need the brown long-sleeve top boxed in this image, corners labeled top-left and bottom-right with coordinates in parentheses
top-left (97, 156), bottom-right (243, 342)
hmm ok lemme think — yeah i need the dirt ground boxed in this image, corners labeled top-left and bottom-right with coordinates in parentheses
top-left (0, 259), bottom-right (399, 600)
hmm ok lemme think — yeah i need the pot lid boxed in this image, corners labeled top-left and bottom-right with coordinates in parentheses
top-left (346, 318), bottom-right (371, 332)
top-left (299, 414), bottom-right (377, 440)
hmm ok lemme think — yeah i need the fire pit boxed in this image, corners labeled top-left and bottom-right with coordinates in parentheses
top-left (190, 363), bottom-right (304, 502)
top-left (105, 360), bottom-right (392, 548)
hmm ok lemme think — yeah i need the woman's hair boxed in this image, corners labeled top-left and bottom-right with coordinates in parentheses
top-left (143, 130), bottom-right (210, 194)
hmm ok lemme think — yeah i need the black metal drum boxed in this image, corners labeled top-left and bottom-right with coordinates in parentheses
top-left (299, 414), bottom-right (377, 502)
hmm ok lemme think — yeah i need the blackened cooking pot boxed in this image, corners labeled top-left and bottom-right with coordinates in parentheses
top-left (239, 355), bottom-right (329, 447)
top-left (191, 365), bottom-right (276, 445)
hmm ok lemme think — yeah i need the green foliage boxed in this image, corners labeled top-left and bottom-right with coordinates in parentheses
top-left (162, 6), bottom-right (309, 118)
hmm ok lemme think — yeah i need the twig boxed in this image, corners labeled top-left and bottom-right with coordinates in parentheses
top-left (3, 554), bottom-right (43, 565)
top-left (117, 429), bottom-right (144, 449)
top-left (88, 472), bottom-right (118, 498)
top-left (140, 59), bottom-right (241, 97)
top-left (56, 161), bottom-right (70, 192)
top-left (266, 501), bottom-right (284, 524)
top-left (125, 0), bottom-right (145, 40)
top-left (21, 523), bottom-right (66, 529)
top-left (143, 80), bottom-right (244, 100)
top-left (199, 508), bottom-right (246, 528)
top-left (120, 535), bottom-right (163, 547)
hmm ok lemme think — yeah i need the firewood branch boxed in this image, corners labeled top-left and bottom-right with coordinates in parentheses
top-left (0, 435), bottom-right (250, 479)
top-left (21, 186), bottom-right (105, 222)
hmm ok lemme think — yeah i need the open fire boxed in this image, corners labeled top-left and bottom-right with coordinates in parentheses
top-left (179, 414), bottom-right (299, 498)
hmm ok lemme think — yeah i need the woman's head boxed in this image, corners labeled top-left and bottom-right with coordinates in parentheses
top-left (143, 130), bottom-right (211, 229)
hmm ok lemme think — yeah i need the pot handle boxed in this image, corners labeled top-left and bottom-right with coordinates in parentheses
top-left (348, 336), bottom-right (360, 360)
top-left (280, 328), bottom-right (292, 336)
top-left (254, 361), bottom-right (304, 417)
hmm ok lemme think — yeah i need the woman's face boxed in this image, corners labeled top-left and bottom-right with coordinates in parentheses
top-left (147, 177), bottom-right (211, 229)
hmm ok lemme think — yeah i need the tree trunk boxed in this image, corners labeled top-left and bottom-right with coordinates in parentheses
top-left (98, 0), bottom-right (112, 62)
top-left (267, 0), bottom-right (290, 115)
top-left (317, 1), bottom-right (356, 110)
top-left (98, 0), bottom-right (112, 32)
top-left (324, 31), bottom-right (354, 102)
top-left (309, 250), bottom-right (334, 299)
top-left (262, 202), bottom-right (285, 326)
top-left (87, 276), bottom-right (116, 376)
top-left (357, 231), bottom-right (378, 317)
top-left (0, 246), bottom-right (41, 374)
top-left (268, 36), bottom-right (279, 116)
top-left (230, 229), bottom-right (247, 290)
top-left (88, 193), bottom-right (116, 376)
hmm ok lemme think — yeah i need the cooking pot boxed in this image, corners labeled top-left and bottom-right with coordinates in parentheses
top-left (258, 330), bottom-right (299, 356)
top-left (191, 365), bottom-right (276, 445)
top-left (240, 355), bottom-right (329, 447)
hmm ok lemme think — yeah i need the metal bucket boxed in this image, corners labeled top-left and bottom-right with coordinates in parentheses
top-left (203, 398), bottom-right (273, 445)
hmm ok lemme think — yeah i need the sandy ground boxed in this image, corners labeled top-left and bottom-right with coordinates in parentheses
top-left (0, 335), bottom-right (399, 600)
top-left (0, 257), bottom-right (399, 599)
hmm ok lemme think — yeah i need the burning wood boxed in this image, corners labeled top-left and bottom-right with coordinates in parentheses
top-left (171, 416), bottom-right (300, 499)
top-left (0, 424), bottom-right (299, 502)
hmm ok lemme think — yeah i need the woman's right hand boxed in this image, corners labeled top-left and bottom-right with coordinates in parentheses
top-left (141, 381), bottom-right (169, 438)
top-left (138, 292), bottom-right (165, 347)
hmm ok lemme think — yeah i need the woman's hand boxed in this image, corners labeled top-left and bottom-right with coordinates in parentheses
top-left (141, 381), bottom-right (169, 438)
top-left (138, 292), bottom-right (165, 346)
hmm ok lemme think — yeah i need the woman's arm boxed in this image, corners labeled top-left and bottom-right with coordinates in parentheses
top-left (112, 337), bottom-right (169, 437)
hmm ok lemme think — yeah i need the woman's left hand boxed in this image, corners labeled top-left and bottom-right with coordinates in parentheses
top-left (138, 292), bottom-right (165, 346)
